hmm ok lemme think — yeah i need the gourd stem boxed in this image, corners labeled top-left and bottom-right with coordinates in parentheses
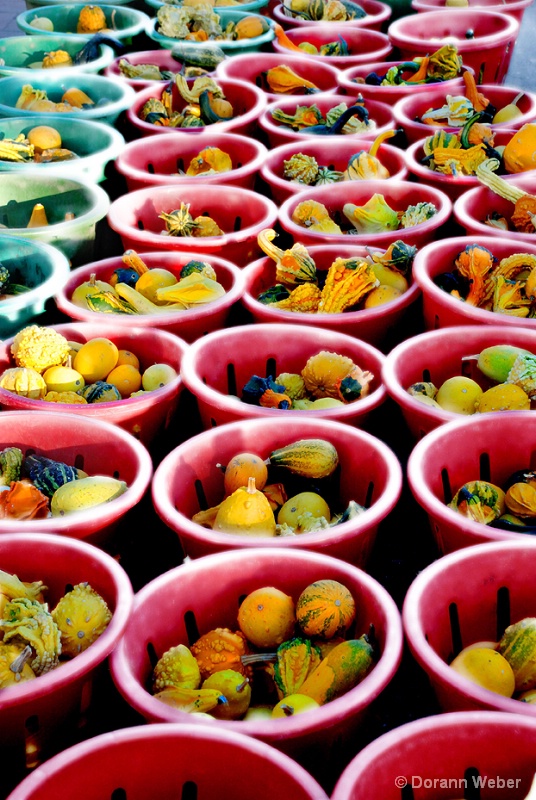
top-left (257, 229), bottom-right (284, 263)
top-left (247, 476), bottom-right (257, 494)
top-left (10, 645), bottom-right (32, 675)
top-left (240, 652), bottom-right (277, 665)
top-left (368, 129), bottom-right (399, 158)
top-left (476, 158), bottom-right (527, 203)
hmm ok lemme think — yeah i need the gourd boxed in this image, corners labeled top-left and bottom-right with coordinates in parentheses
top-left (27, 203), bottom-right (48, 229)
top-left (42, 50), bottom-right (73, 69)
top-left (50, 475), bottom-right (127, 517)
top-left (222, 453), bottom-right (268, 495)
top-left (503, 124), bottom-right (536, 174)
top-left (301, 350), bottom-right (356, 400)
top-left (497, 617), bottom-right (536, 692)
top-left (212, 477), bottom-right (276, 536)
top-left (23, 454), bottom-right (79, 499)
top-left (273, 637), bottom-right (323, 699)
top-left (298, 636), bottom-right (374, 704)
top-left (191, 627), bottom-right (253, 680)
top-left (232, 15), bottom-right (266, 39)
top-left (80, 381), bottom-right (122, 403)
top-left (77, 5), bottom-right (107, 33)
top-left (267, 438), bottom-right (339, 479)
top-left (71, 273), bottom-right (118, 308)
top-left (0, 367), bottom-right (47, 399)
top-left (296, 579), bottom-right (356, 640)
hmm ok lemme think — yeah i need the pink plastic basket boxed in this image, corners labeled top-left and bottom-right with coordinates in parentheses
top-left (453, 172), bottom-right (536, 246)
top-left (106, 184), bottom-right (278, 268)
top-left (114, 130), bottom-right (269, 192)
top-left (6, 723), bottom-right (330, 800)
top-left (0, 410), bottom-right (152, 546)
top-left (407, 410), bottom-right (536, 553)
top-left (332, 710), bottom-right (536, 799)
top-left (109, 548), bottom-right (403, 777)
top-left (151, 416), bottom-right (403, 565)
top-left (241, 244), bottom-right (421, 349)
top-left (215, 51), bottom-right (341, 101)
top-left (259, 137), bottom-right (408, 205)
top-left (412, 234), bottom-right (536, 330)
top-left (382, 324), bottom-right (536, 440)
top-left (258, 94), bottom-right (396, 149)
top-left (126, 78), bottom-right (267, 138)
top-left (337, 61), bottom-right (469, 104)
top-left (393, 85), bottom-right (536, 146)
top-left (54, 251), bottom-right (245, 344)
top-left (404, 129), bottom-right (525, 202)
top-left (0, 532), bottom-right (133, 790)
top-left (271, 0), bottom-right (392, 30)
top-left (179, 322), bottom-right (387, 428)
top-left (387, 9), bottom-right (520, 84)
top-left (402, 540), bottom-right (536, 717)
top-left (411, 0), bottom-right (534, 24)
top-left (278, 180), bottom-right (452, 249)
top-left (0, 322), bottom-right (187, 447)
top-left (270, 25), bottom-right (393, 69)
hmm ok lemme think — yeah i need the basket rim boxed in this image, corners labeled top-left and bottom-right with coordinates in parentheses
top-left (0, 233), bottom-right (71, 316)
top-left (387, 7), bottom-right (520, 46)
top-left (110, 547), bottom-right (404, 737)
top-left (0, 531), bottom-right (134, 712)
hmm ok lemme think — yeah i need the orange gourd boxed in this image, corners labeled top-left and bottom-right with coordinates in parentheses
top-left (296, 579), bottom-right (356, 639)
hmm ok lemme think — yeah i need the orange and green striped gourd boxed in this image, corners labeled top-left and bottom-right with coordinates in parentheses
top-left (298, 636), bottom-right (374, 705)
top-left (296, 579), bottom-right (356, 640)
top-left (498, 616), bottom-right (536, 692)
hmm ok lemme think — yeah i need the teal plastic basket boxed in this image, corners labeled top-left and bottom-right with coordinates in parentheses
top-left (0, 233), bottom-right (70, 337)
top-left (146, 9), bottom-right (275, 53)
top-left (0, 115), bottom-right (124, 183)
top-left (0, 172), bottom-right (110, 265)
top-left (16, 4), bottom-right (151, 44)
top-left (0, 73), bottom-right (137, 126)
top-left (0, 33), bottom-right (115, 78)
top-left (144, 0), bottom-right (269, 11)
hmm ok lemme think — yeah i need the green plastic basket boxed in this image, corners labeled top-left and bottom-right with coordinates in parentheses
top-left (17, 4), bottom-right (150, 44)
top-left (0, 115), bottom-right (124, 182)
top-left (0, 172), bottom-right (110, 265)
top-left (0, 33), bottom-right (115, 77)
top-left (0, 233), bottom-right (70, 337)
top-left (146, 9), bottom-right (275, 53)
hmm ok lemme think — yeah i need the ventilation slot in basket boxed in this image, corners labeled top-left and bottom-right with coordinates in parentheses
top-left (146, 641), bottom-right (158, 670)
top-left (266, 356), bottom-right (276, 378)
top-left (182, 782), bottom-right (198, 800)
top-left (227, 362), bottom-right (237, 396)
top-left (449, 601), bottom-right (462, 658)
top-left (184, 609), bottom-right (200, 645)
top-left (464, 765), bottom-right (481, 799)
top-left (496, 585), bottom-right (510, 641)
top-left (111, 790), bottom-right (127, 800)
top-left (194, 478), bottom-right (208, 511)
top-left (24, 715), bottom-right (42, 771)
top-left (401, 783), bottom-right (414, 799)
top-left (479, 452), bottom-right (491, 483)
top-left (147, 163), bottom-right (156, 175)
top-left (441, 467), bottom-right (452, 505)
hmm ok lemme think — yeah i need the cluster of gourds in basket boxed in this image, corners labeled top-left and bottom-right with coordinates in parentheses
top-left (3, 0), bottom-right (536, 796)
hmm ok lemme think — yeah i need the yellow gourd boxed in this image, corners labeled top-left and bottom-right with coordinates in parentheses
top-left (213, 477), bottom-right (277, 536)
top-left (77, 5), bottom-right (107, 33)
top-left (503, 124), bottom-right (536, 174)
top-left (233, 15), bottom-right (266, 39)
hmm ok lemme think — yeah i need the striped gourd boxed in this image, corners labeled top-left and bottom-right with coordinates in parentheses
top-left (498, 617), bottom-right (536, 692)
top-left (296, 579), bottom-right (356, 640)
top-left (268, 438), bottom-right (339, 479)
top-left (298, 636), bottom-right (374, 705)
top-left (80, 381), bottom-right (122, 404)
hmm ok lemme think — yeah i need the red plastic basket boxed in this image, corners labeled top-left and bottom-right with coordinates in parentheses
top-left (404, 129), bottom-right (525, 202)
top-left (0, 532), bottom-right (133, 791)
top-left (387, 9), bottom-right (520, 84)
top-left (151, 416), bottom-right (403, 565)
top-left (6, 723), bottom-right (330, 800)
top-left (215, 51), bottom-right (341, 101)
top-left (332, 710), bottom-right (536, 799)
top-left (453, 172), bottom-right (536, 246)
top-left (382, 324), bottom-right (536, 440)
top-left (103, 48), bottom-right (212, 92)
top-left (337, 61), bottom-right (469, 104)
top-left (402, 540), bottom-right (536, 717)
top-left (393, 85), bottom-right (536, 146)
top-left (241, 244), bottom-right (421, 349)
top-left (106, 185), bottom-right (279, 268)
top-left (412, 234), bottom-right (536, 330)
top-left (114, 130), bottom-right (269, 192)
top-left (0, 322), bottom-right (187, 447)
top-left (126, 78), bottom-right (267, 138)
top-left (54, 251), bottom-right (245, 344)
top-left (271, 0), bottom-right (392, 31)
top-left (179, 322), bottom-right (387, 428)
top-left (0, 410), bottom-right (152, 546)
top-left (411, 0), bottom-right (533, 24)
top-left (407, 410), bottom-right (536, 553)
top-left (278, 180), bottom-right (452, 249)
top-left (109, 548), bottom-right (403, 778)
top-left (259, 137), bottom-right (408, 206)
top-left (259, 94), bottom-right (396, 149)
top-left (270, 25), bottom-right (393, 70)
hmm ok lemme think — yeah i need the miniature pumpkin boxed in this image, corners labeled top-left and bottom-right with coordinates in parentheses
top-left (503, 124), bottom-right (536, 175)
top-left (296, 579), bottom-right (356, 639)
top-left (222, 452), bottom-right (268, 495)
top-left (301, 350), bottom-right (356, 399)
top-left (77, 5), bottom-right (107, 33)
top-left (0, 367), bottom-right (47, 399)
top-left (42, 50), bottom-right (73, 69)
top-left (191, 627), bottom-right (253, 679)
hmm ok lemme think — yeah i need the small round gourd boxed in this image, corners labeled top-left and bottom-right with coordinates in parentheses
top-left (80, 381), bottom-right (122, 404)
top-left (296, 579), bottom-right (356, 640)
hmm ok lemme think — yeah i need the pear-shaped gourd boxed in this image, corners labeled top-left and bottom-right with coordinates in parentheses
top-left (213, 476), bottom-right (276, 537)
top-left (492, 93), bottom-right (524, 124)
